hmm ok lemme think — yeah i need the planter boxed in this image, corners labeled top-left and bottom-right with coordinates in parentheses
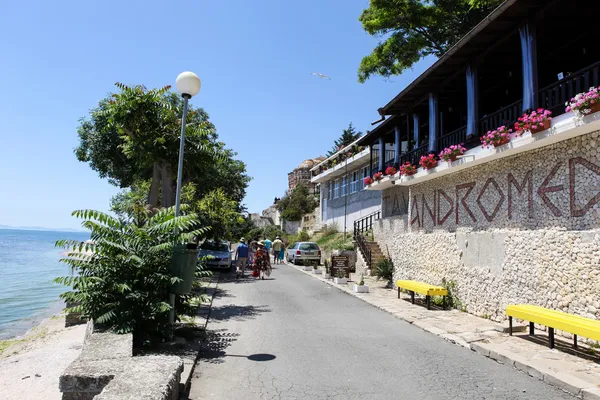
top-left (493, 138), bottom-right (510, 148)
top-left (446, 155), bottom-right (458, 163)
top-left (312, 269), bottom-right (322, 274)
top-left (334, 277), bottom-right (347, 285)
top-left (353, 284), bottom-right (369, 293)
top-left (530, 119), bottom-right (551, 134)
top-left (580, 102), bottom-right (600, 115)
top-left (323, 273), bottom-right (331, 279)
top-left (423, 162), bottom-right (438, 170)
top-left (303, 266), bottom-right (312, 271)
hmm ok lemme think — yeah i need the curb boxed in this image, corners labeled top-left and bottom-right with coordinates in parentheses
top-left (285, 261), bottom-right (599, 399)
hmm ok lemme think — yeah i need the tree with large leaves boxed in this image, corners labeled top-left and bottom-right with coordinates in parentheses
top-left (357, 0), bottom-right (503, 82)
top-left (75, 84), bottom-right (250, 209)
top-left (327, 123), bottom-right (362, 156)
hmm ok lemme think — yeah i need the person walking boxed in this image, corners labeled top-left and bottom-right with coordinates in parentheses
top-left (253, 241), bottom-right (271, 280)
top-left (263, 237), bottom-right (272, 256)
top-left (248, 238), bottom-right (258, 267)
top-left (272, 236), bottom-right (284, 264)
top-left (234, 238), bottom-right (248, 279)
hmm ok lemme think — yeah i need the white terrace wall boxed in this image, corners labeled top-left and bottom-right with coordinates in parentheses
top-left (374, 130), bottom-right (600, 322)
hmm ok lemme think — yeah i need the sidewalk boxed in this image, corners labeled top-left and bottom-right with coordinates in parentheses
top-left (286, 261), bottom-right (600, 399)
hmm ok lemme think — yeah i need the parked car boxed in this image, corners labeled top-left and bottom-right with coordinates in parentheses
top-left (286, 242), bottom-right (321, 265)
top-left (199, 240), bottom-right (232, 270)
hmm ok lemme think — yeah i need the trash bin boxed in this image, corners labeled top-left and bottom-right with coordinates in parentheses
top-left (170, 243), bottom-right (198, 294)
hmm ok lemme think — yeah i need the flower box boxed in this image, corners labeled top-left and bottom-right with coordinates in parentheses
top-left (312, 269), bottom-right (322, 274)
top-left (439, 144), bottom-right (466, 163)
top-left (399, 162), bottom-right (417, 176)
top-left (353, 284), bottom-right (369, 293)
top-left (419, 154), bottom-right (438, 170)
top-left (530, 119), bottom-right (551, 134)
top-left (373, 172), bottom-right (383, 181)
top-left (566, 87), bottom-right (600, 115)
top-left (334, 277), bottom-right (347, 284)
top-left (493, 137), bottom-right (511, 147)
top-left (303, 266), bottom-right (312, 271)
top-left (584, 102), bottom-right (600, 115)
top-left (482, 126), bottom-right (513, 148)
top-left (323, 272), bottom-right (331, 279)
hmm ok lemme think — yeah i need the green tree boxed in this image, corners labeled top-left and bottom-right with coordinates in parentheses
top-left (357, 0), bottom-right (502, 82)
top-left (75, 83), bottom-right (250, 209)
top-left (327, 123), bottom-right (362, 156)
top-left (277, 184), bottom-right (317, 221)
top-left (55, 207), bottom-right (210, 345)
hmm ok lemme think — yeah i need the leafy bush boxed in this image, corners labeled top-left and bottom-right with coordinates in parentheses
top-left (321, 223), bottom-right (339, 236)
top-left (55, 207), bottom-right (209, 345)
top-left (277, 184), bottom-right (317, 221)
top-left (373, 258), bottom-right (394, 284)
top-left (298, 230), bottom-right (310, 242)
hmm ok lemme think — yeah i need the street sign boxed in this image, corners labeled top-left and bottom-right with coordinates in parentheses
top-left (331, 255), bottom-right (349, 278)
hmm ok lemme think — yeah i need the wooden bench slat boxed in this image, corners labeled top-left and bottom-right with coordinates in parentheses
top-left (507, 304), bottom-right (600, 342)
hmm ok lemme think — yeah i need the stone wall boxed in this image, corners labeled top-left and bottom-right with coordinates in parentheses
top-left (374, 131), bottom-right (600, 323)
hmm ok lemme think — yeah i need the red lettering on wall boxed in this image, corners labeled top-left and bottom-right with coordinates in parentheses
top-left (508, 171), bottom-right (533, 219)
top-left (537, 163), bottom-right (564, 217)
top-left (421, 192), bottom-right (436, 226)
top-left (569, 157), bottom-right (600, 217)
top-left (455, 182), bottom-right (476, 224)
top-left (437, 189), bottom-right (454, 225)
top-left (410, 195), bottom-right (421, 227)
top-left (476, 178), bottom-right (505, 222)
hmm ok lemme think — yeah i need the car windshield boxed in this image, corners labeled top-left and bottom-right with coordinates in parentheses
top-left (200, 241), bottom-right (229, 252)
top-left (299, 243), bottom-right (319, 251)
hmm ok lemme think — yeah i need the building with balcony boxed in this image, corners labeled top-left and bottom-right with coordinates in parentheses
top-left (310, 138), bottom-right (382, 233)
top-left (353, 0), bottom-right (600, 324)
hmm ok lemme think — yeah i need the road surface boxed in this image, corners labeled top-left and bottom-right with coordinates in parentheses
top-left (188, 264), bottom-right (572, 399)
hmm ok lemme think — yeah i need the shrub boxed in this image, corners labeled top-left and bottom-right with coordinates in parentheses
top-left (373, 258), bottom-right (394, 284)
top-left (298, 230), bottom-right (310, 242)
top-left (55, 207), bottom-right (209, 345)
top-left (321, 222), bottom-right (339, 236)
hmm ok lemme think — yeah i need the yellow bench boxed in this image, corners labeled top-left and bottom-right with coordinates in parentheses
top-left (506, 304), bottom-right (600, 349)
top-left (396, 280), bottom-right (448, 310)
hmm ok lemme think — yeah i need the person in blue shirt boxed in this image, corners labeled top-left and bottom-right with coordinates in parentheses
top-left (263, 238), bottom-right (272, 255)
top-left (235, 238), bottom-right (249, 279)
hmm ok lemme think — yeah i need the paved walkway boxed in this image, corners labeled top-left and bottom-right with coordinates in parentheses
top-left (288, 262), bottom-right (600, 399)
top-left (188, 263), bottom-right (573, 399)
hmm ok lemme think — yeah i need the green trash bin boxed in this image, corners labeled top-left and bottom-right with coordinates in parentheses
top-left (170, 243), bottom-right (198, 294)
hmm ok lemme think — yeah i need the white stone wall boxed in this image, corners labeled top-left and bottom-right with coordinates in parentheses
top-left (374, 131), bottom-right (600, 323)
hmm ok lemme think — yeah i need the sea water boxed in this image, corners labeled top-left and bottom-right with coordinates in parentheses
top-left (0, 228), bottom-right (89, 339)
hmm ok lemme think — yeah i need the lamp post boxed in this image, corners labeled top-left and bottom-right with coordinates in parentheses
top-left (169, 71), bottom-right (201, 329)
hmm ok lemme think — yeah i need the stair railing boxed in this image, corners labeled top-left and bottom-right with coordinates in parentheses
top-left (353, 210), bottom-right (381, 268)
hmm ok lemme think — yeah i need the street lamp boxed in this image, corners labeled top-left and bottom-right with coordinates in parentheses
top-left (169, 71), bottom-right (201, 331)
top-left (174, 71), bottom-right (201, 218)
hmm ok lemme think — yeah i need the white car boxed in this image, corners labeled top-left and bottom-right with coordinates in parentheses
top-left (198, 240), bottom-right (232, 270)
top-left (286, 242), bottom-right (321, 265)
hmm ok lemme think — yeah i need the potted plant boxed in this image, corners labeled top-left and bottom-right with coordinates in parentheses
top-left (566, 86), bottom-right (600, 116)
top-left (303, 262), bottom-right (313, 271)
top-left (419, 154), bottom-right (438, 170)
top-left (312, 262), bottom-right (322, 274)
top-left (514, 108), bottom-right (552, 135)
top-left (363, 176), bottom-right (374, 186)
top-left (333, 269), bottom-right (347, 285)
top-left (481, 126), bottom-right (513, 148)
top-left (439, 144), bottom-right (466, 163)
top-left (373, 172), bottom-right (384, 181)
top-left (399, 162), bottom-right (417, 176)
top-left (353, 274), bottom-right (369, 293)
top-left (385, 165), bottom-right (397, 176)
top-left (373, 258), bottom-right (394, 288)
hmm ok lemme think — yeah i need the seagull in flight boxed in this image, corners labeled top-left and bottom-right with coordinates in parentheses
top-left (312, 72), bottom-right (331, 80)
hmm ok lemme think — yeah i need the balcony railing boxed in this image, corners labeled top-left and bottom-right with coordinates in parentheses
top-left (438, 126), bottom-right (467, 150)
top-left (399, 145), bottom-right (430, 166)
top-left (479, 99), bottom-right (523, 134)
top-left (539, 60), bottom-right (600, 116)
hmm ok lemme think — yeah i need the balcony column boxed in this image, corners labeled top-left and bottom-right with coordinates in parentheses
top-left (413, 114), bottom-right (420, 148)
top-left (519, 20), bottom-right (538, 112)
top-left (378, 137), bottom-right (384, 172)
top-left (466, 64), bottom-right (479, 138)
top-left (394, 126), bottom-right (401, 167)
top-left (428, 92), bottom-right (439, 153)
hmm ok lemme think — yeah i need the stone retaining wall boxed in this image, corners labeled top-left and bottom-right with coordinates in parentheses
top-left (375, 131), bottom-right (600, 322)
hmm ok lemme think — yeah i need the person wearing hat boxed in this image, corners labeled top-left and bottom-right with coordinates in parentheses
top-left (272, 236), bottom-right (284, 264)
top-left (234, 238), bottom-right (249, 279)
top-left (253, 240), bottom-right (271, 280)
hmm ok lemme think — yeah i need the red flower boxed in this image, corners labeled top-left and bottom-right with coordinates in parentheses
top-left (363, 176), bottom-right (374, 185)
top-left (385, 166), bottom-right (397, 176)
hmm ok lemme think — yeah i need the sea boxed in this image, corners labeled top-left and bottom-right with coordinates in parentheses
top-left (0, 228), bottom-right (89, 339)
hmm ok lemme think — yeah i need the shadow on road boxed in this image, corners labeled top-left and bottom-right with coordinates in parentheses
top-left (197, 329), bottom-right (277, 366)
top-left (209, 303), bottom-right (271, 322)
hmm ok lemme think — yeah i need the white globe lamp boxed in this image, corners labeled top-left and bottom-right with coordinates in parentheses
top-left (175, 71), bottom-right (201, 98)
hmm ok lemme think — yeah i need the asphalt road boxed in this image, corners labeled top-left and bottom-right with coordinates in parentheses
top-left (188, 263), bottom-right (572, 400)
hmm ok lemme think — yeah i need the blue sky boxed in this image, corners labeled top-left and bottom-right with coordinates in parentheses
top-left (0, 0), bottom-right (433, 230)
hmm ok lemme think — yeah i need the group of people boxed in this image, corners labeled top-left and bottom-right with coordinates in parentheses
top-left (234, 236), bottom-right (286, 280)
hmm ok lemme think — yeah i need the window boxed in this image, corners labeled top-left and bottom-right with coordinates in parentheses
top-left (299, 243), bottom-right (319, 251)
top-left (334, 179), bottom-right (340, 198)
top-left (290, 242), bottom-right (299, 249)
top-left (341, 175), bottom-right (348, 196)
top-left (360, 166), bottom-right (369, 190)
top-left (350, 171), bottom-right (359, 193)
